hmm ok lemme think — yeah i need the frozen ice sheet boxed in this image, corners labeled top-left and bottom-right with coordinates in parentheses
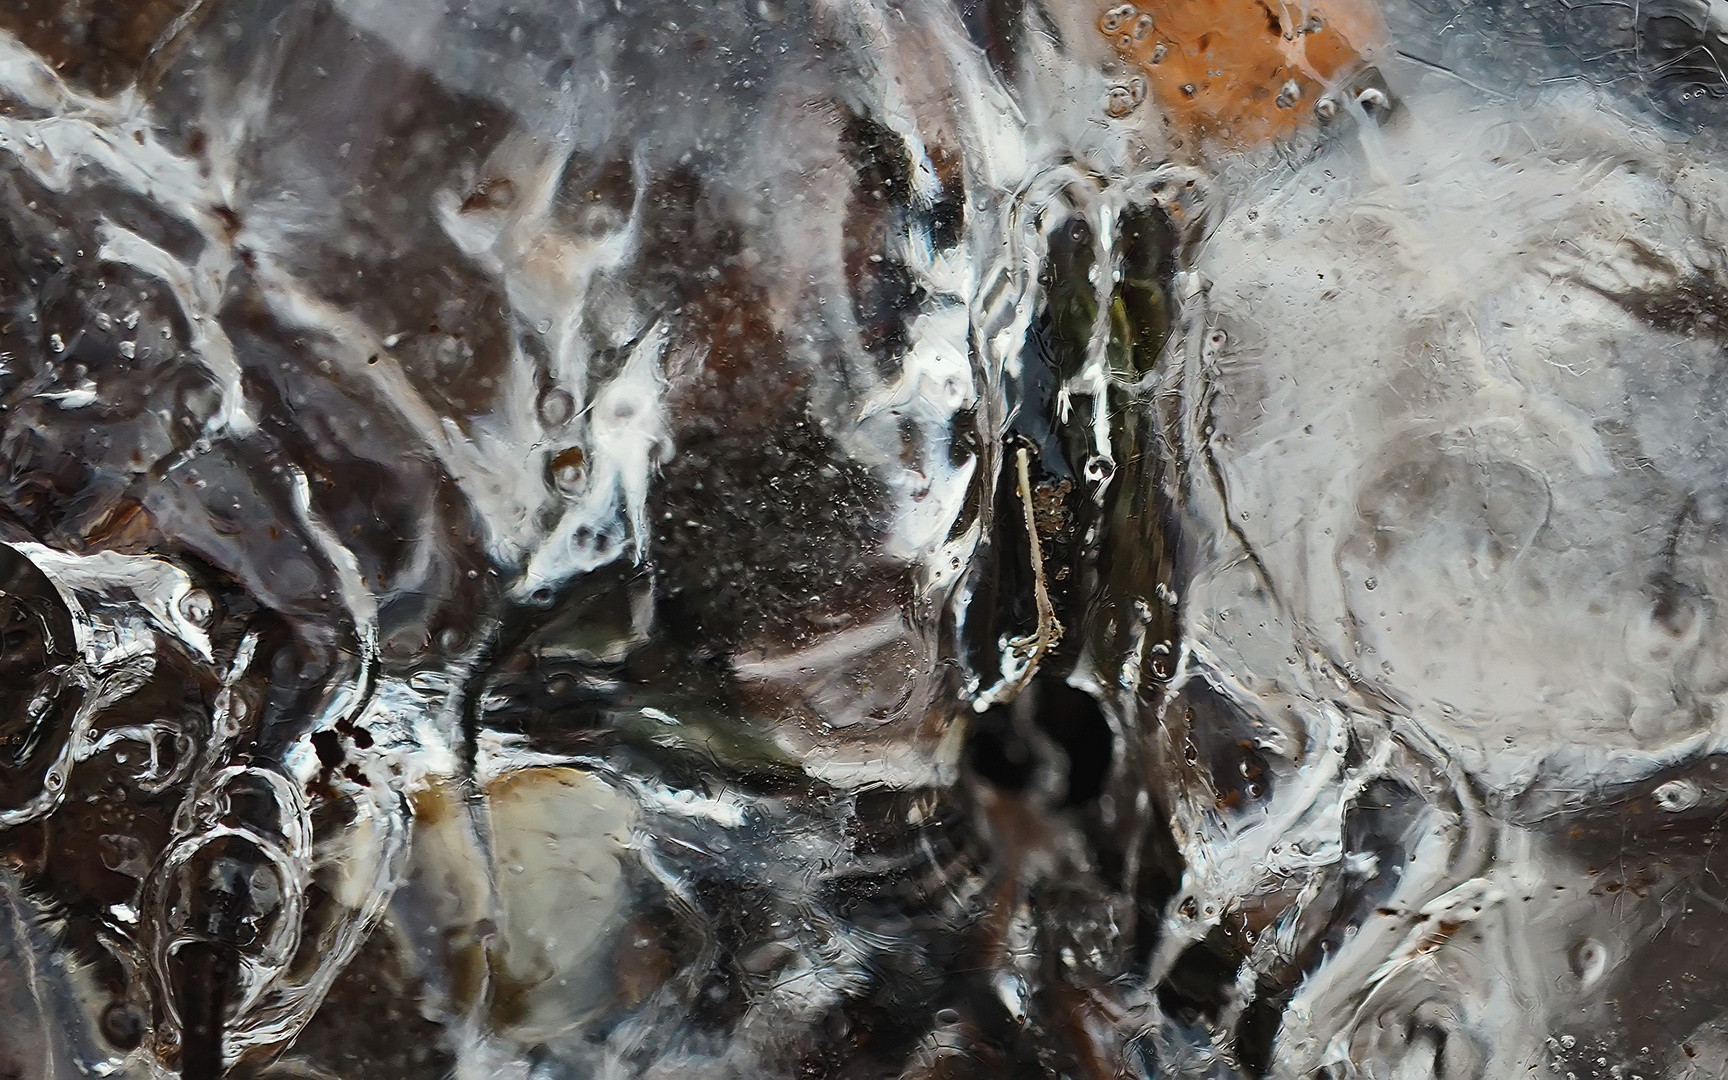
top-left (3, 0), bottom-right (1728, 1078)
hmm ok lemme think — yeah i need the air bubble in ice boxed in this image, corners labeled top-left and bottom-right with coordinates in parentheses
top-left (1356, 87), bottom-right (1392, 119)
top-left (539, 387), bottom-right (575, 427)
top-left (1653, 779), bottom-right (1701, 812)
top-left (1100, 4), bottom-right (1138, 34)
top-left (1106, 79), bottom-right (1148, 118)
top-left (552, 452), bottom-right (586, 494)
top-left (179, 589), bottom-right (214, 627)
top-left (1571, 939), bottom-right (1607, 987)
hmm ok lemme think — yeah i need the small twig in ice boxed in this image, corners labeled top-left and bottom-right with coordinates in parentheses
top-left (972, 445), bottom-right (1064, 712)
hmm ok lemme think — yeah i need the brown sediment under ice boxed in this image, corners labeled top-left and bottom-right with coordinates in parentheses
top-left (1097, 0), bottom-right (1387, 146)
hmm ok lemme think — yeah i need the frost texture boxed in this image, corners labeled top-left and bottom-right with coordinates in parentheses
top-left (2, 1), bottom-right (1728, 1078)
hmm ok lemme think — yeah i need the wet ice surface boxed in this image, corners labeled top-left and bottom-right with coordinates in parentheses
top-left (5, 0), bottom-right (1728, 1077)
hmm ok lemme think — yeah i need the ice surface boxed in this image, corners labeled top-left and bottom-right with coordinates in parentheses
top-left (4, 0), bottom-right (1728, 1077)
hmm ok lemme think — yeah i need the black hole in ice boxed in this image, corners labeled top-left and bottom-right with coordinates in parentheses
top-left (173, 941), bottom-right (236, 1080)
top-left (1009, 321), bottom-right (1074, 486)
top-left (924, 143), bottom-right (966, 252)
top-left (310, 729), bottom-right (344, 771)
top-left (841, 112), bottom-right (913, 210)
top-left (100, 1002), bottom-right (145, 1050)
top-left (1118, 204), bottom-right (1179, 372)
top-left (1036, 215), bottom-right (1097, 387)
top-left (965, 677), bottom-right (1113, 805)
top-left (1237, 979), bottom-right (1294, 1078)
top-left (966, 704), bottom-right (1034, 791)
top-left (0, 546), bottom-right (84, 806)
top-left (928, 189), bottom-right (964, 250)
top-left (1156, 932), bottom-right (1239, 1026)
top-left (948, 406), bottom-right (981, 468)
top-left (1122, 797), bottom-right (1188, 972)
top-left (1341, 778), bottom-right (1422, 911)
top-left (1032, 679), bottom-right (1113, 807)
top-left (1180, 681), bottom-right (1278, 810)
top-left (839, 108), bottom-right (932, 375)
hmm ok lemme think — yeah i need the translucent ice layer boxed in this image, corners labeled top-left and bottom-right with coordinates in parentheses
top-left (4, 1), bottom-right (1728, 1078)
